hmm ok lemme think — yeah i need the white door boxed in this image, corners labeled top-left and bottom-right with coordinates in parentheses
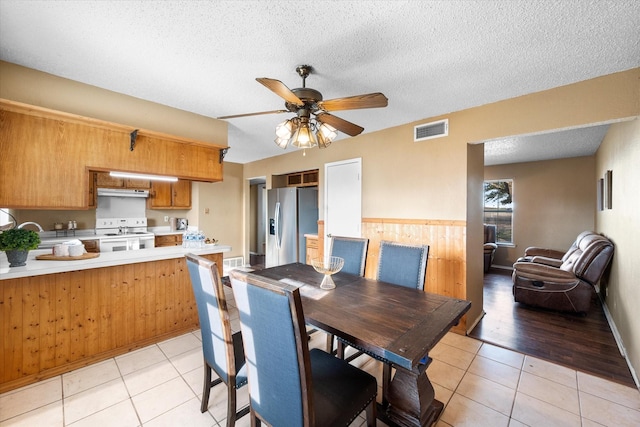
top-left (324, 158), bottom-right (362, 255)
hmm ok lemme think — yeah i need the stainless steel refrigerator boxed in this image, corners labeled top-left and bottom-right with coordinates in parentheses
top-left (266, 187), bottom-right (318, 267)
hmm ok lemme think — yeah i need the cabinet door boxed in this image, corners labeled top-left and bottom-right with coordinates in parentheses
top-left (87, 172), bottom-right (97, 208)
top-left (95, 172), bottom-right (124, 187)
top-left (154, 234), bottom-right (182, 247)
top-left (81, 239), bottom-right (100, 253)
top-left (172, 180), bottom-right (192, 208)
top-left (149, 181), bottom-right (173, 208)
top-left (125, 179), bottom-right (151, 189)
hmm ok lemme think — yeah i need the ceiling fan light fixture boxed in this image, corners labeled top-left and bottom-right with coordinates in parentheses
top-left (275, 119), bottom-right (296, 139)
top-left (291, 120), bottom-right (317, 149)
top-left (317, 122), bottom-right (337, 148)
top-left (274, 136), bottom-right (291, 149)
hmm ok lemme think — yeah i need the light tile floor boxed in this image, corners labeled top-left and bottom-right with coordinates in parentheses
top-left (2, 289), bottom-right (639, 427)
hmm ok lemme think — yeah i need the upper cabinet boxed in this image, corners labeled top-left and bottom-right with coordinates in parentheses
top-left (148, 179), bottom-right (191, 209)
top-left (95, 172), bottom-right (151, 189)
top-left (287, 169), bottom-right (319, 187)
top-left (0, 99), bottom-right (226, 209)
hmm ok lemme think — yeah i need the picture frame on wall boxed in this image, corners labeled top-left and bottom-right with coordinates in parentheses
top-left (597, 178), bottom-right (604, 211)
top-left (604, 170), bottom-right (613, 210)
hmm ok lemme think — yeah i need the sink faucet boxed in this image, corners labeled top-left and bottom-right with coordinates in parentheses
top-left (17, 222), bottom-right (44, 232)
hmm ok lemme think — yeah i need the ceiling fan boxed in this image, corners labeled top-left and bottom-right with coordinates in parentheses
top-left (217, 65), bottom-right (388, 149)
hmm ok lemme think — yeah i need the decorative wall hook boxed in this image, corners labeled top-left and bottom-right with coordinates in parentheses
top-left (130, 129), bottom-right (139, 151)
top-left (219, 147), bottom-right (229, 163)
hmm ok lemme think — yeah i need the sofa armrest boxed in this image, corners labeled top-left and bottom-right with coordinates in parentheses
top-left (513, 262), bottom-right (578, 284)
top-left (530, 256), bottom-right (563, 268)
top-left (483, 242), bottom-right (498, 253)
top-left (523, 247), bottom-right (565, 259)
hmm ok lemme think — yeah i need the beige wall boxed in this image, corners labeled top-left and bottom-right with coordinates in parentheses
top-left (596, 118), bottom-right (640, 384)
top-left (193, 162), bottom-right (244, 259)
top-left (484, 156), bottom-right (597, 267)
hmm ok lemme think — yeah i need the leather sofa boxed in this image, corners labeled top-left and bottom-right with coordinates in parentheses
top-left (483, 224), bottom-right (498, 273)
top-left (517, 230), bottom-right (593, 267)
top-left (512, 232), bottom-right (614, 313)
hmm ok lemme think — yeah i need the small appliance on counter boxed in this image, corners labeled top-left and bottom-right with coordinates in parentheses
top-left (176, 218), bottom-right (188, 230)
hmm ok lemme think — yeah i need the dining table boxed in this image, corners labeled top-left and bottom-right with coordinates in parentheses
top-left (246, 262), bottom-right (471, 427)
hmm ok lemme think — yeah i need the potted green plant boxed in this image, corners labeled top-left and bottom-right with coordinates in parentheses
top-left (0, 228), bottom-right (41, 267)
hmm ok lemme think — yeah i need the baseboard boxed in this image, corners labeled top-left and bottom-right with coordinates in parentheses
top-left (466, 310), bottom-right (486, 335)
top-left (600, 295), bottom-right (640, 388)
top-left (491, 264), bottom-right (514, 271)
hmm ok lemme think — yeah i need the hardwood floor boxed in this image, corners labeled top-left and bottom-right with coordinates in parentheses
top-left (469, 268), bottom-right (636, 387)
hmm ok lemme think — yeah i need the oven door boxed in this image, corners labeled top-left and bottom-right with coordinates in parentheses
top-left (99, 237), bottom-right (140, 252)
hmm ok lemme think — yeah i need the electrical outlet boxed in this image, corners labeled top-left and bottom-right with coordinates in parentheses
top-left (164, 216), bottom-right (169, 222)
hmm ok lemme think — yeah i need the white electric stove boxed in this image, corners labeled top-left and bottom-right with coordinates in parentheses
top-left (95, 217), bottom-right (155, 252)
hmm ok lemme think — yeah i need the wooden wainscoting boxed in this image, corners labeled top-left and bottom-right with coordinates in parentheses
top-left (0, 253), bottom-right (222, 393)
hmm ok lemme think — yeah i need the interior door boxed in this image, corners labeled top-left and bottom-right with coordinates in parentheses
top-left (324, 158), bottom-right (362, 256)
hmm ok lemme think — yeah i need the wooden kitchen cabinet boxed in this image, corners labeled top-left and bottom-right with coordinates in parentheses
top-left (154, 234), bottom-right (183, 247)
top-left (287, 169), bottom-right (319, 187)
top-left (305, 234), bottom-right (319, 265)
top-left (148, 179), bottom-right (191, 209)
top-left (95, 172), bottom-right (150, 189)
top-left (80, 239), bottom-right (100, 253)
top-left (0, 99), bottom-right (225, 209)
top-left (87, 171), bottom-right (97, 208)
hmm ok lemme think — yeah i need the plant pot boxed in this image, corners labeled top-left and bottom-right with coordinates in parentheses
top-left (6, 249), bottom-right (29, 267)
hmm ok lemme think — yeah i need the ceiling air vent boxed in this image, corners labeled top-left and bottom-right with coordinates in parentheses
top-left (414, 119), bottom-right (448, 142)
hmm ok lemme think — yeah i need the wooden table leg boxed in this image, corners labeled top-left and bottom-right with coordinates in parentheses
top-left (381, 358), bottom-right (443, 427)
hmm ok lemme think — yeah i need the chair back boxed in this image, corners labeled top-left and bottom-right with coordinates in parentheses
top-left (330, 236), bottom-right (369, 276)
top-left (230, 271), bottom-right (312, 427)
top-left (186, 254), bottom-right (236, 385)
top-left (484, 224), bottom-right (497, 245)
top-left (561, 234), bottom-right (614, 286)
top-left (378, 240), bottom-right (429, 290)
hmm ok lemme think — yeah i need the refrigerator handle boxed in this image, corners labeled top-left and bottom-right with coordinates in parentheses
top-left (275, 202), bottom-right (281, 249)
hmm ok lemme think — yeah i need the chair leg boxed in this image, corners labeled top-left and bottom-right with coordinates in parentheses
top-left (365, 399), bottom-right (377, 427)
top-left (251, 412), bottom-right (260, 427)
top-left (201, 364), bottom-right (212, 413)
top-left (201, 363), bottom-right (223, 413)
top-left (226, 385), bottom-right (237, 427)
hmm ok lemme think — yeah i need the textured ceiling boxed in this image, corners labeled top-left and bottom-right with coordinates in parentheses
top-left (1, 0), bottom-right (638, 164)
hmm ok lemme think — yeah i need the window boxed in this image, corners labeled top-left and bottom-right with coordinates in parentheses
top-left (483, 180), bottom-right (513, 244)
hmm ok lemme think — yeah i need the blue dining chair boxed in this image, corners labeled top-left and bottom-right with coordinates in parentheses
top-left (229, 270), bottom-right (378, 427)
top-left (377, 240), bottom-right (429, 290)
top-left (326, 236), bottom-right (369, 354)
top-left (376, 240), bottom-right (430, 405)
top-left (330, 236), bottom-right (369, 276)
top-left (185, 254), bottom-right (249, 426)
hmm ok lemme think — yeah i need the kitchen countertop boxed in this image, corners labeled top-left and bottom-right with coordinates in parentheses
top-left (1, 244), bottom-right (231, 280)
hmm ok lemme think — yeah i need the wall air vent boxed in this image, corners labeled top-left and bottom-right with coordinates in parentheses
top-left (414, 119), bottom-right (448, 142)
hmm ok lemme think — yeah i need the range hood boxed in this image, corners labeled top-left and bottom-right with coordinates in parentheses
top-left (97, 188), bottom-right (150, 198)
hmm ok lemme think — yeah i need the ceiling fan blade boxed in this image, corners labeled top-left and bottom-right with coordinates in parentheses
top-left (216, 109), bottom-right (288, 120)
top-left (256, 77), bottom-right (304, 106)
top-left (318, 92), bottom-right (388, 112)
top-left (316, 112), bottom-right (364, 137)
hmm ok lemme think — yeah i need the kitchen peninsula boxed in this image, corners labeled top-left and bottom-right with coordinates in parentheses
top-left (0, 244), bottom-right (230, 393)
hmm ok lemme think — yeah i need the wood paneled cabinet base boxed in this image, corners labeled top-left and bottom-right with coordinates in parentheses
top-left (0, 253), bottom-right (222, 393)
top-left (155, 234), bottom-right (183, 247)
